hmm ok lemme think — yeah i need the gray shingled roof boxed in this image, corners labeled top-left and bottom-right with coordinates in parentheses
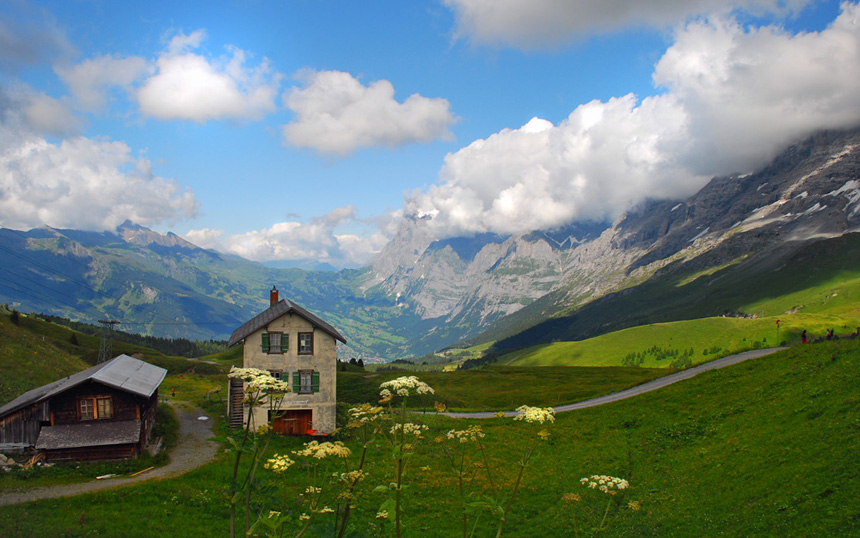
top-left (0, 355), bottom-right (166, 418)
top-left (228, 299), bottom-right (347, 347)
top-left (35, 419), bottom-right (141, 450)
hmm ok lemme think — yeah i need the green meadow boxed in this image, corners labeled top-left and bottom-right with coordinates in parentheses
top-left (1, 340), bottom-right (858, 537)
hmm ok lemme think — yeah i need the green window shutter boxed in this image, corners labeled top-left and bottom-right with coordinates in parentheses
top-left (312, 371), bottom-right (320, 393)
top-left (261, 332), bottom-right (270, 353)
top-left (292, 372), bottom-right (301, 393)
top-left (283, 334), bottom-right (289, 352)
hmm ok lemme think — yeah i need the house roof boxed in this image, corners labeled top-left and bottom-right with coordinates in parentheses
top-left (227, 299), bottom-right (347, 347)
top-left (0, 355), bottom-right (167, 419)
top-left (35, 419), bottom-right (141, 450)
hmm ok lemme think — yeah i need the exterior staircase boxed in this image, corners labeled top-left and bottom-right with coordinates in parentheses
top-left (228, 378), bottom-right (245, 430)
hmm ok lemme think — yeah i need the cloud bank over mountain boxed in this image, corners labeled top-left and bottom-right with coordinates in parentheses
top-left (408, 4), bottom-right (860, 238)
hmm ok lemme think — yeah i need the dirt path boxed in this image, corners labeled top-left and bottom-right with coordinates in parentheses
top-left (0, 403), bottom-right (219, 506)
top-left (445, 347), bottom-right (786, 419)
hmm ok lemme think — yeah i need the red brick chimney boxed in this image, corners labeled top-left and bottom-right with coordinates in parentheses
top-left (270, 285), bottom-right (279, 306)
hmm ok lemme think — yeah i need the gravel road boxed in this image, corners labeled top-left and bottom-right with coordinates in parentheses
top-left (0, 403), bottom-right (219, 506)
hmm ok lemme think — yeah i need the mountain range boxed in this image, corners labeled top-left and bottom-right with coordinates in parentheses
top-left (1, 128), bottom-right (858, 361)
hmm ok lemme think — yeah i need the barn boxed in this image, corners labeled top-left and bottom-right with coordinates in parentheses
top-left (0, 354), bottom-right (166, 462)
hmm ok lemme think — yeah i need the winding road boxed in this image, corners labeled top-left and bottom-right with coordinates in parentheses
top-left (0, 403), bottom-right (219, 506)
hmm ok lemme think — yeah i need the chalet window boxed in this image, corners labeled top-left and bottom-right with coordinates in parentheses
top-left (80, 398), bottom-right (95, 420)
top-left (262, 332), bottom-right (288, 354)
top-left (298, 332), bottom-right (314, 355)
top-left (268, 369), bottom-right (283, 380)
top-left (293, 370), bottom-right (320, 394)
top-left (97, 397), bottom-right (113, 419)
top-left (80, 396), bottom-right (113, 420)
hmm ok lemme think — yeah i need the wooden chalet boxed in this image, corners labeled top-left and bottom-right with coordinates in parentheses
top-left (0, 354), bottom-right (166, 462)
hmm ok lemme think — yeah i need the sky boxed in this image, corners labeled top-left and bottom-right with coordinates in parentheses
top-left (1, 0), bottom-right (859, 268)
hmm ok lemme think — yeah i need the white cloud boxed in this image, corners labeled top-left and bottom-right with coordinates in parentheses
top-left (184, 206), bottom-right (390, 266)
top-left (282, 70), bottom-right (456, 156)
top-left (655, 9), bottom-right (860, 175)
top-left (443, 0), bottom-right (813, 48)
top-left (136, 30), bottom-right (281, 122)
top-left (56, 54), bottom-right (151, 112)
top-left (0, 131), bottom-right (199, 232)
top-left (410, 3), bottom-right (860, 238)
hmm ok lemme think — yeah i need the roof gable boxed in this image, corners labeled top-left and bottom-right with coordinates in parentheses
top-left (0, 355), bottom-right (166, 418)
top-left (228, 299), bottom-right (346, 347)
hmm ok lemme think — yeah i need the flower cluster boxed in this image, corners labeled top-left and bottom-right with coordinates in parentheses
top-left (336, 470), bottom-right (366, 484)
top-left (347, 404), bottom-right (384, 427)
top-left (390, 422), bottom-right (428, 437)
top-left (446, 425), bottom-right (486, 443)
top-left (264, 454), bottom-right (295, 473)
top-left (378, 376), bottom-right (435, 398)
top-left (293, 440), bottom-right (351, 459)
top-left (513, 405), bottom-right (556, 424)
top-left (229, 367), bottom-right (291, 394)
top-left (580, 475), bottom-right (629, 495)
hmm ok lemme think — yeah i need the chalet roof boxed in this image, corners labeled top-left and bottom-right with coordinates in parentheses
top-left (0, 355), bottom-right (166, 419)
top-left (35, 419), bottom-right (141, 450)
top-left (227, 299), bottom-right (347, 347)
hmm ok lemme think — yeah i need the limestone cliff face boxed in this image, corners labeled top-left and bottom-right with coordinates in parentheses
top-left (365, 128), bottom-right (860, 347)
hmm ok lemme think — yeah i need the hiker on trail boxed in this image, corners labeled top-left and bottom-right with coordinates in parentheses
top-left (826, 329), bottom-right (833, 341)
top-left (801, 330), bottom-right (807, 344)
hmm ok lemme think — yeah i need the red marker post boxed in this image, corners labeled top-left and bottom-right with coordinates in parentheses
top-left (776, 319), bottom-right (780, 346)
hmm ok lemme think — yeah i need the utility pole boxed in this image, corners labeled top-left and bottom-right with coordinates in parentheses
top-left (98, 319), bottom-right (121, 363)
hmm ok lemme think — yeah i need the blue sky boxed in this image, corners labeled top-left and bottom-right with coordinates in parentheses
top-left (1, 0), bottom-right (858, 267)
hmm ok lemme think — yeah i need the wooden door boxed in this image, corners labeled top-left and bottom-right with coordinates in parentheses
top-left (271, 410), bottom-right (312, 436)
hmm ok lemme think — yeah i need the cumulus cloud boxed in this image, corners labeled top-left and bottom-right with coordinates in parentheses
top-left (410, 3), bottom-right (860, 238)
top-left (136, 30), bottom-right (281, 121)
top-left (184, 206), bottom-right (391, 267)
top-left (282, 70), bottom-right (456, 156)
top-left (443, 0), bottom-right (812, 48)
top-left (0, 129), bottom-right (198, 232)
top-left (56, 55), bottom-right (151, 112)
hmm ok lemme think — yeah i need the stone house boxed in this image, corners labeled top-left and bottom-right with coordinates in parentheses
top-left (227, 287), bottom-right (346, 435)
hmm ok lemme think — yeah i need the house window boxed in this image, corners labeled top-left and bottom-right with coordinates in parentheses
top-left (298, 332), bottom-right (314, 355)
top-left (97, 397), bottom-right (113, 419)
top-left (262, 332), bottom-right (288, 354)
top-left (293, 370), bottom-right (320, 394)
top-left (80, 398), bottom-right (94, 420)
top-left (80, 396), bottom-right (113, 420)
top-left (268, 370), bottom-right (283, 380)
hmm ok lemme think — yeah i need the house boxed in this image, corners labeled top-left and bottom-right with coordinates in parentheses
top-left (227, 286), bottom-right (346, 435)
top-left (0, 354), bottom-right (166, 462)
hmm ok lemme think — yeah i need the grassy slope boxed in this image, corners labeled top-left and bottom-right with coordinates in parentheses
top-left (0, 311), bottom-right (92, 405)
top-left (486, 233), bottom-right (860, 357)
top-left (499, 254), bottom-right (860, 367)
top-left (1, 340), bottom-right (857, 537)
